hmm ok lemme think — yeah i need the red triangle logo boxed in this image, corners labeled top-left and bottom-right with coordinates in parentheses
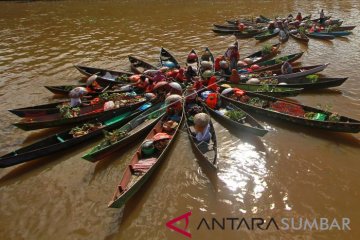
top-left (166, 211), bottom-right (192, 238)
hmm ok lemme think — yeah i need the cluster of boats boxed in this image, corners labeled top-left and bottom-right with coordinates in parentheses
top-left (1, 41), bottom-right (359, 209)
top-left (213, 14), bottom-right (356, 43)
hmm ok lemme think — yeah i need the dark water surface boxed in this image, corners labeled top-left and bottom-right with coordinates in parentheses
top-left (0, 1), bottom-right (359, 239)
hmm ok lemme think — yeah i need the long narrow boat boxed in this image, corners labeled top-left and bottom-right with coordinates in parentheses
top-left (279, 30), bottom-right (289, 43)
top-left (212, 28), bottom-right (236, 34)
top-left (254, 52), bottom-right (304, 72)
top-left (128, 55), bottom-right (157, 74)
top-left (13, 97), bottom-right (147, 131)
top-left (316, 31), bottom-right (351, 37)
top-left (199, 47), bottom-right (215, 76)
top-left (224, 84), bottom-right (303, 97)
top-left (289, 31), bottom-right (309, 43)
top-left (8, 100), bottom-right (91, 118)
top-left (0, 103), bottom-right (152, 168)
top-left (234, 29), bottom-right (266, 38)
top-left (332, 25), bottom-right (356, 31)
top-left (213, 24), bottom-right (239, 30)
top-left (272, 64), bottom-right (329, 80)
top-left (160, 48), bottom-right (180, 69)
top-left (230, 77), bottom-right (348, 90)
top-left (202, 96), bottom-right (268, 136)
top-left (221, 91), bottom-right (360, 133)
top-left (306, 32), bottom-right (335, 40)
top-left (82, 103), bottom-right (166, 162)
top-left (183, 96), bottom-right (217, 169)
top-left (254, 30), bottom-right (279, 41)
top-left (241, 43), bottom-right (280, 67)
top-left (74, 65), bottom-right (132, 86)
top-left (108, 108), bottom-right (183, 208)
top-left (44, 85), bottom-right (133, 97)
top-left (186, 49), bottom-right (200, 75)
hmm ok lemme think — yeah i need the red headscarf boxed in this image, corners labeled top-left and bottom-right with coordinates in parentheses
top-left (207, 76), bottom-right (219, 92)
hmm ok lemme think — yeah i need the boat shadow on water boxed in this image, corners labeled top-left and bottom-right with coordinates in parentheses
top-left (250, 113), bottom-right (360, 148)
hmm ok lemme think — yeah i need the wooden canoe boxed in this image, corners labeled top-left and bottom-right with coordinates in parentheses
top-left (289, 31), bottom-right (309, 43)
top-left (306, 32), bottom-right (335, 40)
top-left (202, 96), bottom-right (268, 137)
top-left (128, 55), bottom-right (157, 74)
top-left (221, 92), bottom-right (360, 133)
top-left (160, 48), bottom-right (180, 69)
top-left (0, 103), bottom-right (152, 168)
top-left (44, 84), bottom-right (133, 97)
top-left (272, 64), bottom-right (329, 80)
top-left (316, 31), bottom-right (351, 37)
top-left (254, 52), bottom-right (304, 72)
top-left (254, 30), bottom-right (279, 41)
top-left (199, 47), bottom-right (215, 76)
top-left (108, 109), bottom-right (183, 208)
top-left (82, 103), bottom-right (166, 162)
top-left (279, 30), bottom-right (289, 43)
top-left (234, 29), bottom-right (266, 38)
top-left (74, 65), bottom-right (132, 87)
top-left (13, 98), bottom-right (147, 131)
top-left (231, 77), bottom-right (348, 90)
top-left (186, 49), bottom-right (200, 76)
top-left (8, 100), bottom-right (92, 118)
top-left (213, 24), bottom-right (239, 30)
top-left (183, 97), bottom-right (217, 169)
top-left (241, 43), bottom-right (280, 67)
top-left (332, 25), bottom-right (356, 31)
top-left (226, 83), bottom-right (303, 97)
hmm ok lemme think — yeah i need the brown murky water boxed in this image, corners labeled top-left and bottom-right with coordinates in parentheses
top-left (0, 1), bottom-right (360, 239)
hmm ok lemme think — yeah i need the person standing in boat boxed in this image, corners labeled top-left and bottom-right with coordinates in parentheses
top-left (319, 9), bottom-right (325, 24)
top-left (281, 61), bottom-right (293, 74)
top-left (225, 44), bottom-right (239, 71)
top-left (296, 12), bottom-right (303, 21)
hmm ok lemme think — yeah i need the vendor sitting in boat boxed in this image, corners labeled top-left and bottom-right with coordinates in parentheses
top-left (193, 113), bottom-right (211, 143)
top-left (86, 74), bottom-right (102, 92)
top-left (268, 21), bottom-right (276, 31)
top-left (165, 94), bottom-right (182, 122)
top-left (69, 87), bottom-right (88, 107)
top-left (225, 44), bottom-right (239, 70)
top-left (281, 61), bottom-right (293, 74)
top-left (296, 12), bottom-right (303, 21)
top-left (135, 75), bottom-right (148, 91)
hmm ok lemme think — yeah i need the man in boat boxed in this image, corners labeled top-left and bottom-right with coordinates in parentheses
top-left (296, 12), bottom-right (303, 21)
top-left (193, 113), bottom-right (211, 143)
top-left (281, 61), bottom-right (293, 74)
top-left (319, 9), bottom-right (325, 24)
top-left (225, 44), bottom-right (239, 71)
top-left (135, 75), bottom-right (148, 91)
top-left (268, 21), bottom-right (276, 32)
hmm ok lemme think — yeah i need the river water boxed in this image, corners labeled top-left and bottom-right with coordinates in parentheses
top-left (0, 1), bottom-right (359, 239)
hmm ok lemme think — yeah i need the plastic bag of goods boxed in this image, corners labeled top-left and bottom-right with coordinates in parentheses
top-left (104, 101), bottom-right (115, 111)
top-left (243, 58), bottom-right (253, 65)
top-left (237, 61), bottom-right (248, 68)
top-left (246, 78), bottom-right (260, 84)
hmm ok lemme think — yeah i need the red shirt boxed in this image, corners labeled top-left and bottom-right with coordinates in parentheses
top-left (207, 76), bottom-right (218, 92)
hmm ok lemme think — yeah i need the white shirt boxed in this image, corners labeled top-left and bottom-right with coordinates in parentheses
top-left (196, 124), bottom-right (211, 142)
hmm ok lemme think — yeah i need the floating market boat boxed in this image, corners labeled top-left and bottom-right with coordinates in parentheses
top-left (160, 48), bottom-right (180, 69)
top-left (272, 64), bottom-right (329, 80)
top-left (13, 96), bottom-right (146, 131)
top-left (224, 83), bottom-right (303, 97)
top-left (306, 32), bottom-right (335, 40)
top-left (128, 55), bottom-right (157, 74)
top-left (199, 47), bottom-right (215, 76)
top-left (0, 103), bottom-right (152, 168)
top-left (202, 95), bottom-right (268, 136)
top-left (44, 84), bottom-right (134, 97)
top-left (221, 91), bottom-right (360, 133)
top-left (186, 49), bottom-right (200, 75)
top-left (183, 96), bottom-right (217, 169)
top-left (230, 77), bottom-right (348, 90)
top-left (316, 31), bottom-right (351, 37)
top-left (254, 30), bottom-right (279, 41)
top-left (241, 43), bottom-right (280, 67)
top-left (82, 103), bottom-right (166, 162)
top-left (74, 65), bottom-right (132, 86)
top-left (332, 25), bottom-right (356, 31)
top-left (254, 52), bottom-right (304, 72)
top-left (233, 29), bottom-right (266, 38)
top-left (108, 110), bottom-right (183, 208)
top-left (289, 31), bottom-right (309, 43)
